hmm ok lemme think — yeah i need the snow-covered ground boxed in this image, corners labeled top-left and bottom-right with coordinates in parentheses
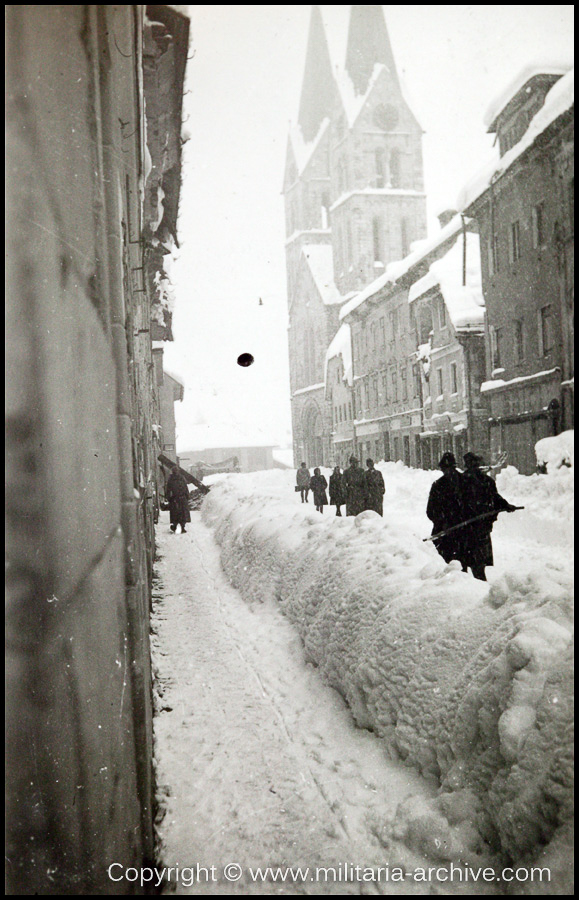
top-left (192, 461), bottom-right (573, 892)
top-left (152, 514), bottom-right (505, 895)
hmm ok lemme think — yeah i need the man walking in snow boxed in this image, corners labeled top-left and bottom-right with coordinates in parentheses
top-left (166, 465), bottom-right (191, 534)
top-left (364, 459), bottom-right (385, 516)
top-left (343, 456), bottom-right (367, 516)
top-left (329, 465), bottom-right (346, 516)
top-left (426, 452), bottom-right (467, 568)
top-left (296, 462), bottom-right (311, 503)
top-left (460, 452), bottom-right (517, 580)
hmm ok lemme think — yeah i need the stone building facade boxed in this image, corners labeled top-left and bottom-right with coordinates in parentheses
top-left (6, 6), bottom-right (189, 893)
top-left (460, 66), bottom-right (574, 474)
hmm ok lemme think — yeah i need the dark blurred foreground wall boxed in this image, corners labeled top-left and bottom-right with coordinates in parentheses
top-left (6, 6), bottom-right (189, 893)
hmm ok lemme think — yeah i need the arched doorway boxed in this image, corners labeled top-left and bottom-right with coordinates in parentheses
top-left (302, 403), bottom-right (325, 468)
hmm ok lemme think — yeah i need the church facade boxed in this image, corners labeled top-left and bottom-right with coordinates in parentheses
top-left (284, 5), bottom-right (427, 467)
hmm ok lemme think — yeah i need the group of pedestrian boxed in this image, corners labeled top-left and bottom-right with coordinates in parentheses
top-left (296, 457), bottom-right (385, 517)
top-left (427, 451), bottom-right (518, 581)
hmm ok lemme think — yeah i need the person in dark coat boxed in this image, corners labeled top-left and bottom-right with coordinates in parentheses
top-left (343, 456), bottom-right (367, 516)
top-left (364, 459), bottom-right (385, 516)
top-left (460, 452), bottom-right (517, 580)
top-left (329, 466), bottom-right (346, 516)
top-left (426, 452), bottom-right (467, 569)
top-left (309, 467), bottom-right (328, 513)
top-left (166, 466), bottom-right (191, 533)
top-left (296, 462), bottom-right (311, 503)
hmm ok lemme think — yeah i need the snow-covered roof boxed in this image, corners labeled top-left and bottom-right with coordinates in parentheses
top-left (408, 232), bottom-right (485, 332)
top-left (302, 244), bottom-right (344, 305)
top-left (288, 117), bottom-right (329, 177)
top-left (484, 61), bottom-right (572, 130)
top-left (324, 323), bottom-right (353, 388)
top-left (458, 69), bottom-right (574, 212)
top-left (163, 367), bottom-right (185, 392)
top-left (340, 213), bottom-right (465, 321)
top-left (335, 63), bottom-right (386, 129)
top-left (330, 187), bottom-right (426, 214)
top-left (481, 367), bottom-right (561, 393)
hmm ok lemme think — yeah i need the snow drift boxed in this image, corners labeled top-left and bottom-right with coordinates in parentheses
top-left (201, 462), bottom-right (573, 890)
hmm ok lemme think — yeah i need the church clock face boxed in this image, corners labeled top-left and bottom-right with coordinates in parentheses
top-left (373, 103), bottom-right (399, 131)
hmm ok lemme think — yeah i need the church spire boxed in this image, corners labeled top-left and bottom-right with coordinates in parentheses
top-left (345, 6), bottom-right (399, 96)
top-left (297, 6), bottom-right (336, 142)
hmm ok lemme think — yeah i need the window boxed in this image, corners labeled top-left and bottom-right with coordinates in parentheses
top-left (532, 202), bottom-right (545, 248)
top-left (375, 148), bottom-right (385, 188)
top-left (373, 217), bottom-right (383, 263)
top-left (439, 299), bottom-right (447, 328)
top-left (401, 218), bottom-right (409, 257)
top-left (348, 402), bottom-right (352, 420)
top-left (390, 148), bottom-right (401, 188)
top-left (538, 305), bottom-right (553, 355)
top-left (412, 363), bottom-right (421, 397)
top-left (338, 405), bottom-right (343, 423)
top-left (379, 317), bottom-right (386, 345)
top-left (401, 365), bottom-right (408, 400)
top-left (364, 379), bottom-right (370, 410)
top-left (515, 319), bottom-right (524, 362)
top-left (436, 368), bottom-right (444, 397)
top-left (372, 375), bottom-right (379, 406)
top-left (509, 220), bottom-right (521, 262)
top-left (490, 326), bottom-right (502, 369)
top-left (343, 404), bottom-right (347, 422)
top-left (391, 368), bottom-right (398, 401)
top-left (381, 371), bottom-right (388, 403)
top-left (450, 362), bottom-right (458, 394)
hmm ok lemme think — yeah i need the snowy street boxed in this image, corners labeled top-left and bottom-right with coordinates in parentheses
top-left (152, 460), bottom-right (573, 895)
top-left (152, 512), bottom-right (504, 895)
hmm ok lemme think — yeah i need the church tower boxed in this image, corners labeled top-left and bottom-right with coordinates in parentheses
top-left (330, 5), bottom-right (427, 294)
top-left (284, 6), bottom-right (427, 466)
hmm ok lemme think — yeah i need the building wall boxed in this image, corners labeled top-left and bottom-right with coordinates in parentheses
top-left (471, 111), bottom-right (573, 473)
top-left (326, 355), bottom-right (355, 466)
top-left (6, 6), bottom-right (188, 892)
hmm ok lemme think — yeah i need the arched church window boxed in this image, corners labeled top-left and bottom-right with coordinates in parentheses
top-left (389, 149), bottom-right (401, 188)
top-left (373, 216), bottom-right (383, 263)
top-left (401, 218), bottom-right (409, 257)
top-left (375, 148), bottom-right (385, 188)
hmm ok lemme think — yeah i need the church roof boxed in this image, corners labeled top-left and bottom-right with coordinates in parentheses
top-left (297, 5), bottom-right (337, 142)
top-left (345, 5), bottom-right (400, 96)
top-left (302, 244), bottom-right (344, 305)
top-left (288, 116), bottom-right (329, 177)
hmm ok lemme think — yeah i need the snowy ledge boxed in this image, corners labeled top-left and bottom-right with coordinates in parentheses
top-left (201, 464), bottom-right (573, 885)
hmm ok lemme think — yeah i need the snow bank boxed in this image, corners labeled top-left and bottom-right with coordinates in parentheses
top-left (535, 430), bottom-right (574, 473)
top-left (201, 464), bottom-right (573, 886)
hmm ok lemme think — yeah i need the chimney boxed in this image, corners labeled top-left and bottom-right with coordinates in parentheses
top-left (437, 209), bottom-right (457, 229)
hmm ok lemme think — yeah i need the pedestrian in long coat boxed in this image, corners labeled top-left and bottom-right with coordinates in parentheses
top-left (329, 466), bottom-right (346, 516)
top-left (364, 459), bottom-right (385, 516)
top-left (296, 462), bottom-right (311, 503)
top-left (166, 466), bottom-right (191, 533)
top-left (343, 456), bottom-right (367, 516)
top-left (460, 452), bottom-right (517, 580)
top-left (426, 452), bottom-right (467, 568)
top-left (309, 467), bottom-right (328, 513)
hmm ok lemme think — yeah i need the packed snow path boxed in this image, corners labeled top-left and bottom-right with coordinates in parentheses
top-left (152, 513), bottom-right (501, 896)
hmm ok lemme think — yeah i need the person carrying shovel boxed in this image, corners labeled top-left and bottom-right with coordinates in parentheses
top-left (426, 452), bottom-right (522, 581)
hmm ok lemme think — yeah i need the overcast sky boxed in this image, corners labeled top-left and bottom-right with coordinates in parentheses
top-left (164, 5), bottom-right (574, 453)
